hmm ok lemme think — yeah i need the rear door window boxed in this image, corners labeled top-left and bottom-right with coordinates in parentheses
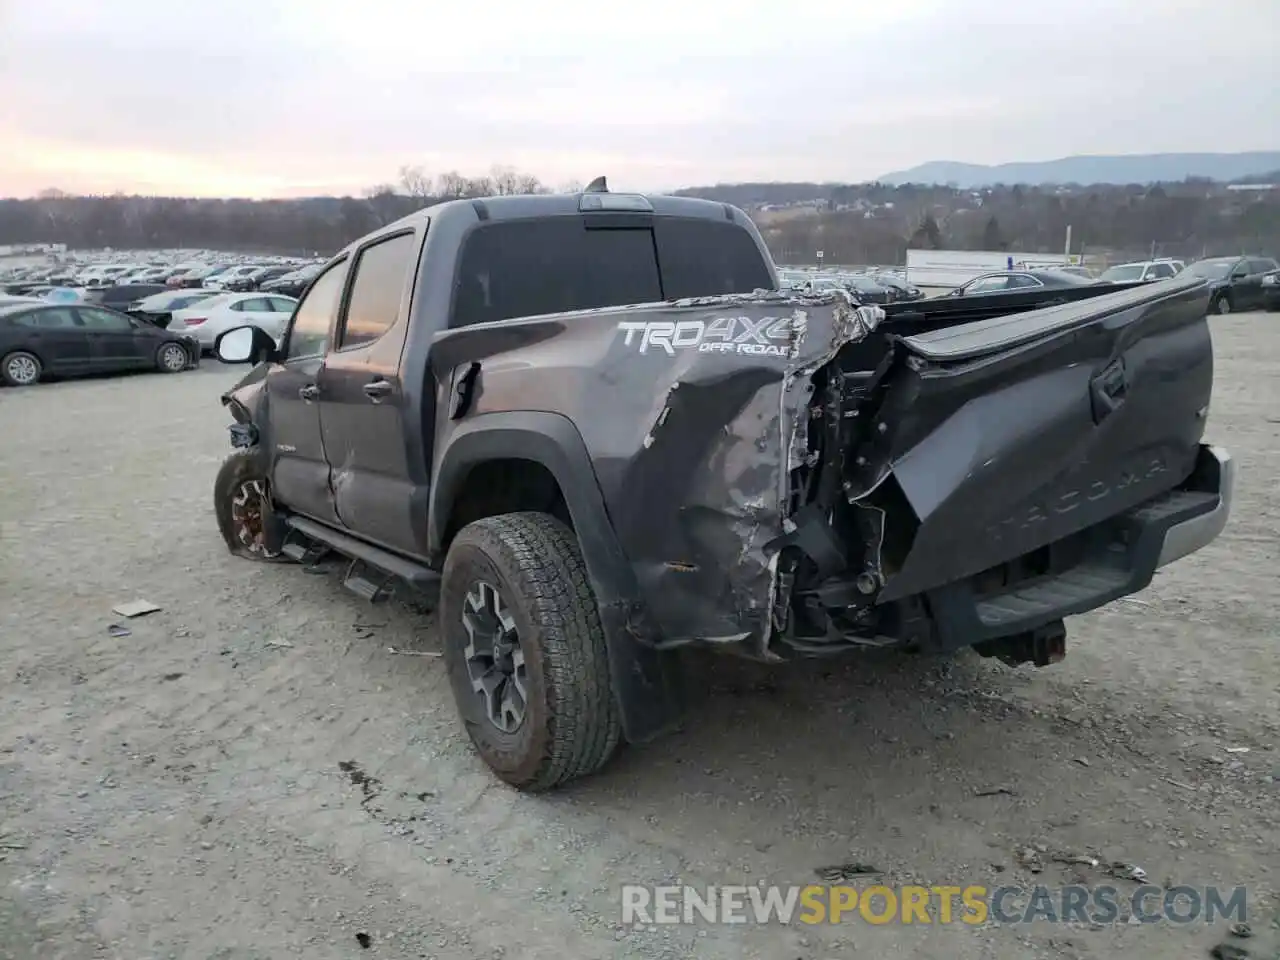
top-left (451, 218), bottom-right (662, 327)
top-left (337, 232), bottom-right (416, 349)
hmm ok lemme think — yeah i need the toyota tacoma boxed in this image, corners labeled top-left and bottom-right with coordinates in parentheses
top-left (210, 180), bottom-right (1234, 790)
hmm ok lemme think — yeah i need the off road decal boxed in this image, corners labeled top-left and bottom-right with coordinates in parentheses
top-left (616, 315), bottom-right (804, 358)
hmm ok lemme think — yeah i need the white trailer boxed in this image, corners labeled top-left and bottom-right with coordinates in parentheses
top-left (905, 249), bottom-right (1075, 288)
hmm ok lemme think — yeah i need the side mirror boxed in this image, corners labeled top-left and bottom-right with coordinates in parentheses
top-left (215, 324), bottom-right (277, 365)
top-left (1230, 270), bottom-right (1248, 281)
top-left (948, 287), bottom-right (963, 297)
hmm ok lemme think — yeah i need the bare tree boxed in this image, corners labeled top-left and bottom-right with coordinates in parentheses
top-left (556, 179), bottom-right (584, 194)
top-left (489, 165), bottom-right (521, 196)
top-left (463, 175), bottom-right (494, 198)
top-left (434, 171), bottom-right (468, 199)
top-left (515, 173), bottom-right (546, 195)
top-left (398, 165), bottom-right (433, 198)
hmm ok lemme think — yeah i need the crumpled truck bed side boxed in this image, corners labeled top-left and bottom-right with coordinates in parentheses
top-left (429, 291), bottom-right (884, 657)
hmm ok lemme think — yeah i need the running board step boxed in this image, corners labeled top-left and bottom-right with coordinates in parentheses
top-left (281, 539), bottom-right (331, 565)
top-left (283, 515), bottom-right (440, 588)
top-left (343, 562), bottom-right (393, 602)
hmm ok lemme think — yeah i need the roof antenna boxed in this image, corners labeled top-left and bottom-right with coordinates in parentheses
top-left (583, 176), bottom-right (608, 193)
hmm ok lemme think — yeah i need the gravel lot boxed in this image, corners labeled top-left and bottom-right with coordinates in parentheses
top-left (2, 315), bottom-right (1277, 960)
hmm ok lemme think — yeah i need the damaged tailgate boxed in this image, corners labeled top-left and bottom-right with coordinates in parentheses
top-left (845, 275), bottom-right (1215, 603)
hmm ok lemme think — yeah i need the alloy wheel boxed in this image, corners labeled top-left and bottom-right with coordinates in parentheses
top-left (461, 581), bottom-right (528, 734)
top-left (5, 355), bottom-right (39, 385)
top-left (160, 344), bottom-right (187, 371)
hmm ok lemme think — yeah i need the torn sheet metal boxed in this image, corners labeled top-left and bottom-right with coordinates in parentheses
top-left (602, 290), bottom-right (883, 658)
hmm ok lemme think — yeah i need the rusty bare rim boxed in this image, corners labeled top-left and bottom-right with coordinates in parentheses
top-left (230, 479), bottom-right (280, 558)
top-left (462, 582), bottom-right (528, 733)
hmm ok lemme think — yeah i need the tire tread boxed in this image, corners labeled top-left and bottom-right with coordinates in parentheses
top-left (447, 512), bottom-right (621, 790)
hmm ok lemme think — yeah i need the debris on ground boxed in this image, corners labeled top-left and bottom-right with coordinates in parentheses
top-left (106, 623), bottom-right (131, 638)
top-left (1210, 943), bottom-right (1250, 960)
top-left (1229, 922), bottom-right (1253, 938)
top-left (265, 638), bottom-right (294, 649)
top-left (815, 862), bottom-right (881, 881)
top-left (1107, 861), bottom-right (1147, 883)
top-left (1014, 847), bottom-right (1044, 873)
top-left (974, 786), bottom-right (1018, 797)
top-left (1224, 747), bottom-right (1251, 754)
top-left (387, 647), bottom-right (441, 658)
top-left (1052, 853), bottom-right (1100, 868)
top-left (111, 599), bottom-right (162, 618)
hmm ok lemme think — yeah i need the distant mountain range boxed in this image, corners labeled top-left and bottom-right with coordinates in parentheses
top-left (877, 152), bottom-right (1280, 188)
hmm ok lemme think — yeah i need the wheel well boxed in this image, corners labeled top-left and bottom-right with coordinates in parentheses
top-left (2, 346), bottom-right (43, 364)
top-left (443, 458), bottom-right (572, 548)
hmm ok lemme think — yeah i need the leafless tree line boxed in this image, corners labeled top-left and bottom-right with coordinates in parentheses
top-left (1, 168), bottom-right (1276, 268)
top-left (382, 164), bottom-right (582, 200)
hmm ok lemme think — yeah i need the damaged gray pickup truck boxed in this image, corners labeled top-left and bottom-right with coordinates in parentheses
top-left (211, 181), bottom-right (1235, 791)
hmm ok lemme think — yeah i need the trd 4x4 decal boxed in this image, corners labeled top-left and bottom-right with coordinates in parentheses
top-left (617, 314), bottom-right (805, 358)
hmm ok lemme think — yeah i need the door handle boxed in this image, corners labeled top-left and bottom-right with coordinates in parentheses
top-left (298, 384), bottom-right (319, 401)
top-left (362, 379), bottom-right (393, 401)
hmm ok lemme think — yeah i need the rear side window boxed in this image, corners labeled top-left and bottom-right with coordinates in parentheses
top-left (652, 217), bottom-right (773, 300)
top-left (451, 219), bottom-right (662, 328)
top-left (339, 232), bottom-right (416, 349)
top-left (11, 308), bottom-right (79, 329)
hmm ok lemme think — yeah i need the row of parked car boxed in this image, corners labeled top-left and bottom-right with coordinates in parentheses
top-left (0, 281), bottom-right (302, 386)
top-left (799, 255), bottom-right (1280, 315)
top-left (0, 257), bottom-right (324, 299)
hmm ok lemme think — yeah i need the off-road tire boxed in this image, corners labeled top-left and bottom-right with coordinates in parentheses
top-left (155, 341), bottom-right (188, 373)
top-left (1214, 294), bottom-right (1232, 315)
top-left (213, 449), bottom-right (281, 559)
top-left (441, 512), bottom-right (622, 791)
top-left (2, 350), bottom-right (42, 387)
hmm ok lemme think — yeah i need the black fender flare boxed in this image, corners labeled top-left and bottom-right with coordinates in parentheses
top-left (428, 411), bottom-right (683, 742)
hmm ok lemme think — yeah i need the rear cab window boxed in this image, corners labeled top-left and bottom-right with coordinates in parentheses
top-left (449, 215), bottom-right (772, 328)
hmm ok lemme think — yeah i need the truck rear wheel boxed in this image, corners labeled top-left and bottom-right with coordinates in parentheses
top-left (440, 512), bottom-right (622, 791)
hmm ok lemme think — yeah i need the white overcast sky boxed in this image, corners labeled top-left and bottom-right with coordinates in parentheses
top-left (0, 0), bottom-right (1276, 198)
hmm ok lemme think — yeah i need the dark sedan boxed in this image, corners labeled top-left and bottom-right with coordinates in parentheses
top-left (223, 265), bottom-right (295, 292)
top-left (260, 264), bottom-right (322, 298)
top-left (1181, 256), bottom-right (1279, 314)
top-left (872, 274), bottom-right (925, 301)
top-left (948, 269), bottom-right (1097, 296)
top-left (1262, 269), bottom-right (1279, 311)
top-left (82, 282), bottom-right (169, 312)
top-left (0, 302), bottom-right (200, 387)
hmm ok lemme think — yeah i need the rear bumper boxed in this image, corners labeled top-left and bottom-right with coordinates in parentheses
top-left (923, 443), bottom-right (1234, 650)
top-left (1155, 445), bottom-right (1233, 567)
